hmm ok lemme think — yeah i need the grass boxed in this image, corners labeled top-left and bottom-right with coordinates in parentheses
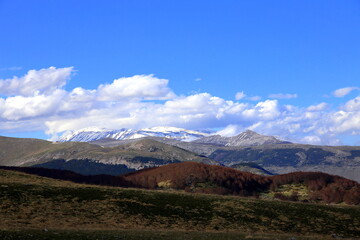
top-left (0, 229), bottom-right (351, 240)
top-left (1, 169), bottom-right (360, 239)
top-left (260, 183), bottom-right (310, 201)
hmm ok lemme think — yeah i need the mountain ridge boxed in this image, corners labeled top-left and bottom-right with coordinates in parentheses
top-left (192, 129), bottom-right (291, 146)
top-left (60, 126), bottom-right (292, 149)
top-left (0, 136), bottom-right (217, 175)
top-left (59, 126), bottom-right (210, 142)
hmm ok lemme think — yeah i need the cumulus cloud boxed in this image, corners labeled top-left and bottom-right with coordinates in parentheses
top-left (97, 74), bottom-right (175, 101)
top-left (2, 66), bottom-right (360, 145)
top-left (235, 91), bottom-right (246, 100)
top-left (216, 124), bottom-right (243, 137)
top-left (0, 66), bottom-right (73, 96)
top-left (243, 100), bottom-right (280, 120)
top-left (344, 96), bottom-right (360, 111)
top-left (307, 102), bottom-right (328, 111)
top-left (333, 87), bottom-right (360, 98)
top-left (268, 93), bottom-right (298, 99)
top-left (0, 90), bottom-right (66, 121)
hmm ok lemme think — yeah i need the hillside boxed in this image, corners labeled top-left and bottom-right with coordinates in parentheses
top-left (122, 162), bottom-right (360, 205)
top-left (0, 136), bottom-right (216, 175)
top-left (0, 168), bottom-right (359, 239)
top-left (207, 144), bottom-right (360, 182)
top-left (230, 162), bottom-right (274, 176)
top-left (89, 136), bottom-right (360, 183)
top-left (4, 161), bottom-right (359, 205)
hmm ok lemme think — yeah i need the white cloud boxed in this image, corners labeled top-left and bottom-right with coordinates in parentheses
top-left (235, 91), bottom-right (246, 100)
top-left (2, 66), bottom-right (360, 145)
top-left (195, 78), bottom-right (202, 81)
top-left (307, 102), bottom-right (328, 111)
top-left (247, 96), bottom-right (261, 101)
top-left (243, 100), bottom-right (280, 120)
top-left (329, 111), bottom-right (360, 135)
top-left (0, 90), bottom-right (67, 121)
top-left (344, 96), bottom-right (360, 111)
top-left (333, 87), bottom-right (359, 98)
top-left (0, 66), bottom-right (73, 96)
top-left (301, 135), bottom-right (322, 145)
top-left (97, 74), bottom-right (175, 101)
top-left (215, 124), bottom-right (243, 137)
top-left (268, 93), bottom-right (298, 99)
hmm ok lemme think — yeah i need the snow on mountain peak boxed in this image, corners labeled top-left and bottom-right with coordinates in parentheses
top-left (59, 126), bottom-right (209, 142)
top-left (193, 129), bottom-right (291, 147)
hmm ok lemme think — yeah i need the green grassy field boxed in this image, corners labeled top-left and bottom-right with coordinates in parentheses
top-left (1, 169), bottom-right (359, 239)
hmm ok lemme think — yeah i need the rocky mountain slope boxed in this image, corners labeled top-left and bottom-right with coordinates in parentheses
top-left (193, 130), bottom-right (291, 146)
top-left (208, 144), bottom-right (360, 182)
top-left (0, 136), bottom-right (216, 175)
top-left (2, 131), bottom-right (360, 182)
top-left (86, 133), bottom-right (360, 182)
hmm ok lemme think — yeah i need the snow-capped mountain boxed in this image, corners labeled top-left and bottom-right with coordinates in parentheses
top-left (59, 126), bottom-right (210, 142)
top-left (192, 130), bottom-right (291, 147)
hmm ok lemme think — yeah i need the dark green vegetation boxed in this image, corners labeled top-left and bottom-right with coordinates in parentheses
top-left (0, 169), bottom-right (359, 239)
top-left (33, 159), bottom-right (136, 176)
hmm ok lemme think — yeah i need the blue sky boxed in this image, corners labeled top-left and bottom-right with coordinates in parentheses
top-left (0, 0), bottom-right (360, 145)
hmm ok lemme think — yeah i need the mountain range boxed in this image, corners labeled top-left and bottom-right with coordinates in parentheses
top-left (59, 126), bottom-right (209, 142)
top-left (1, 127), bottom-right (360, 182)
top-left (192, 129), bottom-right (291, 146)
top-left (0, 135), bottom-right (216, 175)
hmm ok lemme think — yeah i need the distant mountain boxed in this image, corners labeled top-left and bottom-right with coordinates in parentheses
top-left (86, 133), bottom-right (360, 183)
top-left (230, 162), bottom-right (274, 176)
top-left (208, 144), bottom-right (360, 183)
top-left (2, 133), bottom-right (360, 183)
top-left (0, 136), bottom-right (217, 175)
top-left (193, 130), bottom-right (291, 147)
top-left (59, 126), bottom-right (209, 142)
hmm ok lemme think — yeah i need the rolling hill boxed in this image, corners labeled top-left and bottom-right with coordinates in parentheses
top-left (207, 144), bottom-right (360, 182)
top-left (3, 161), bottom-right (360, 205)
top-left (0, 136), bottom-right (217, 175)
top-left (0, 166), bottom-right (359, 239)
top-left (122, 162), bottom-right (360, 205)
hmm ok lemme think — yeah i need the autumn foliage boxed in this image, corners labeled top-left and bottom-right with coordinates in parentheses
top-left (122, 162), bottom-right (360, 204)
top-left (270, 171), bottom-right (360, 205)
top-left (1, 162), bottom-right (359, 205)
